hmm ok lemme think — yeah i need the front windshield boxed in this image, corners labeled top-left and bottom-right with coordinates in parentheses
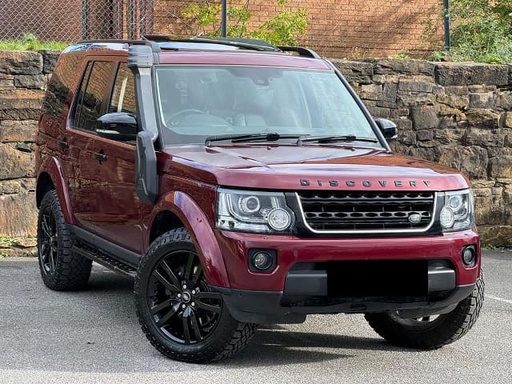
top-left (154, 65), bottom-right (380, 145)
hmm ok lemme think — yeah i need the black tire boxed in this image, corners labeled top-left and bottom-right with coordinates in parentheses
top-left (37, 190), bottom-right (92, 290)
top-left (134, 227), bottom-right (256, 363)
top-left (365, 274), bottom-right (484, 350)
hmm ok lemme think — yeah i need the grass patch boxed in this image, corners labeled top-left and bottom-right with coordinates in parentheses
top-left (0, 33), bottom-right (67, 51)
top-left (0, 236), bottom-right (17, 248)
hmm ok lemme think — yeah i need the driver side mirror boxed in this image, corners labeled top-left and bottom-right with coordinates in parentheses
top-left (374, 118), bottom-right (398, 140)
top-left (97, 112), bottom-right (138, 141)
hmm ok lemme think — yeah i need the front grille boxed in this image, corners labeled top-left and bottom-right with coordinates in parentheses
top-left (297, 191), bottom-right (436, 233)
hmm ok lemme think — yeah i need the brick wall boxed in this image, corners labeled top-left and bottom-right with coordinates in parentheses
top-left (153, 0), bottom-right (441, 58)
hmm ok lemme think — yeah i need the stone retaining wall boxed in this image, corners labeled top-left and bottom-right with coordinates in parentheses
top-left (1, 50), bottom-right (511, 248)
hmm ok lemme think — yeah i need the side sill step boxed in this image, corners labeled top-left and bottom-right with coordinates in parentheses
top-left (72, 244), bottom-right (137, 280)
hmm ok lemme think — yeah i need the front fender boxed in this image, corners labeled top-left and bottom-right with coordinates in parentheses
top-left (37, 156), bottom-right (74, 225)
top-left (151, 191), bottom-right (230, 288)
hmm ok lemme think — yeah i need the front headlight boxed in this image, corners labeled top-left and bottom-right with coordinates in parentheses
top-left (440, 189), bottom-right (474, 232)
top-left (217, 188), bottom-right (295, 233)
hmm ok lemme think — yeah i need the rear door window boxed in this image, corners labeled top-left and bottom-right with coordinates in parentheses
top-left (73, 61), bottom-right (115, 132)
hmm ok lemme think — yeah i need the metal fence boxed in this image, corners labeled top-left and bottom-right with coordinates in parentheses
top-left (0, 0), bottom-right (154, 42)
top-left (0, 0), bottom-right (442, 58)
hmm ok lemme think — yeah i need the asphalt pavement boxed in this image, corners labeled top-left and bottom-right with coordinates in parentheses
top-left (0, 250), bottom-right (511, 384)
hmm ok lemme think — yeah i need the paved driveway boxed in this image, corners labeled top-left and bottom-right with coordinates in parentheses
top-left (0, 251), bottom-right (510, 384)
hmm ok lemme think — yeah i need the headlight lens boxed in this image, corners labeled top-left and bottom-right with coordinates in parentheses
top-left (217, 188), bottom-right (294, 233)
top-left (440, 190), bottom-right (474, 232)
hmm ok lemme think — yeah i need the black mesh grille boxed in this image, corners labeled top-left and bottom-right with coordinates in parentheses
top-left (297, 191), bottom-right (435, 232)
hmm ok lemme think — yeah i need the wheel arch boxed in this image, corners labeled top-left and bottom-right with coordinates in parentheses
top-left (148, 191), bottom-right (230, 288)
top-left (36, 157), bottom-right (74, 224)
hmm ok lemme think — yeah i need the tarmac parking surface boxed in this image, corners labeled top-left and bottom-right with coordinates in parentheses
top-left (0, 251), bottom-right (510, 384)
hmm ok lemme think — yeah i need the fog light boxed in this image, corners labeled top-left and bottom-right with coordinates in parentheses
top-left (462, 245), bottom-right (476, 266)
top-left (249, 249), bottom-right (276, 272)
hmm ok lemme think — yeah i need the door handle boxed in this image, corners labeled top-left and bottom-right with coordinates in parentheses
top-left (94, 152), bottom-right (108, 162)
top-left (58, 140), bottom-right (68, 150)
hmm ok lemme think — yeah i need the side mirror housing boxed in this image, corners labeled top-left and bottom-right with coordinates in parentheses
top-left (375, 118), bottom-right (398, 140)
top-left (135, 131), bottom-right (158, 204)
top-left (97, 112), bottom-right (138, 141)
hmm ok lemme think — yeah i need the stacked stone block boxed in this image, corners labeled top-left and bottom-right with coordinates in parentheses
top-left (1, 51), bottom-right (512, 246)
top-left (334, 59), bottom-right (512, 245)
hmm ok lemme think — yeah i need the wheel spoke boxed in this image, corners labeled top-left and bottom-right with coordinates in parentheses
top-left (160, 260), bottom-right (181, 288)
top-left (191, 263), bottom-right (203, 286)
top-left (48, 251), bottom-right (56, 274)
top-left (41, 241), bottom-right (51, 263)
top-left (195, 292), bottom-right (222, 314)
top-left (188, 311), bottom-right (203, 341)
top-left (184, 252), bottom-right (195, 280)
top-left (151, 299), bottom-right (173, 315)
top-left (41, 214), bottom-right (52, 238)
top-left (155, 302), bottom-right (180, 327)
top-left (153, 270), bottom-right (180, 293)
top-left (182, 315), bottom-right (191, 344)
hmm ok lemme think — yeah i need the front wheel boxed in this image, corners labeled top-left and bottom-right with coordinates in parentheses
top-left (365, 274), bottom-right (484, 350)
top-left (134, 228), bottom-right (256, 363)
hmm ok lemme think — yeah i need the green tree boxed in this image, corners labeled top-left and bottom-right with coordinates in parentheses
top-left (181, 0), bottom-right (308, 46)
top-left (429, 0), bottom-right (512, 63)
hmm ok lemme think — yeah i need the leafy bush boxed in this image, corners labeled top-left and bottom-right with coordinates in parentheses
top-left (428, 0), bottom-right (512, 63)
top-left (181, 0), bottom-right (308, 46)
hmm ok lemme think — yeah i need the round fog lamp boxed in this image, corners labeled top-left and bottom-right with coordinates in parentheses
top-left (267, 208), bottom-right (291, 231)
top-left (462, 246), bottom-right (476, 266)
top-left (440, 206), bottom-right (455, 229)
top-left (253, 251), bottom-right (272, 270)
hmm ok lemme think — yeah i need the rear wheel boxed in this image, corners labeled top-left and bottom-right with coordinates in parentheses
top-left (37, 190), bottom-right (92, 290)
top-left (365, 274), bottom-right (484, 350)
top-left (134, 228), bottom-right (256, 363)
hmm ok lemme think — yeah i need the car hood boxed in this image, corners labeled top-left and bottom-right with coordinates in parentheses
top-left (161, 144), bottom-right (469, 191)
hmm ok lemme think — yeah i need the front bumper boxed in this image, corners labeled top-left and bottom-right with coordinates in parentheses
top-left (212, 230), bottom-right (480, 324)
top-left (216, 283), bottom-right (475, 324)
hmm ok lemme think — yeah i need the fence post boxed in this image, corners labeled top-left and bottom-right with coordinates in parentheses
top-left (221, 0), bottom-right (227, 37)
top-left (82, 0), bottom-right (88, 39)
top-left (443, 0), bottom-right (451, 51)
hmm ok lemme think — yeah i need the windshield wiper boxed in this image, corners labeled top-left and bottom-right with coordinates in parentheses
top-left (205, 133), bottom-right (301, 145)
top-left (298, 135), bottom-right (379, 145)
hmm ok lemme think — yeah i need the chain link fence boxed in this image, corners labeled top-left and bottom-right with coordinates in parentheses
top-left (0, 0), bottom-right (441, 58)
top-left (0, 0), bottom-right (154, 42)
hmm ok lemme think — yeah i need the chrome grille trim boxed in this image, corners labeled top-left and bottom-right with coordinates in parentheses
top-left (295, 191), bottom-right (437, 234)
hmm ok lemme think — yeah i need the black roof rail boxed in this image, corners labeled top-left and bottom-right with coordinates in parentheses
top-left (278, 46), bottom-right (321, 59)
top-left (76, 36), bottom-right (320, 58)
top-left (143, 34), bottom-right (282, 52)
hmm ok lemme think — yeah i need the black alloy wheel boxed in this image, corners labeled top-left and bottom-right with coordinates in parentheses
top-left (148, 249), bottom-right (222, 344)
top-left (135, 228), bottom-right (256, 363)
top-left (37, 190), bottom-right (91, 291)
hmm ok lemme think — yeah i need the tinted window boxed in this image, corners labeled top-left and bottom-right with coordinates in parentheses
top-left (42, 52), bottom-right (83, 118)
top-left (73, 61), bottom-right (114, 132)
top-left (109, 63), bottom-right (137, 115)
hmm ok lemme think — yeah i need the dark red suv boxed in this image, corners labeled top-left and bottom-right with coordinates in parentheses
top-left (35, 36), bottom-right (483, 363)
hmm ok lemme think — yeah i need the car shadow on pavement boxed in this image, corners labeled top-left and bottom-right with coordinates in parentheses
top-left (225, 325), bottom-right (410, 367)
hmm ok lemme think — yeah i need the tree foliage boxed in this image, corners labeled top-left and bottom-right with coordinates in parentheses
top-left (180, 0), bottom-right (308, 46)
top-left (431, 0), bottom-right (512, 63)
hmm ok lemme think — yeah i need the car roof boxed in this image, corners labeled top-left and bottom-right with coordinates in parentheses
top-left (65, 36), bottom-right (332, 70)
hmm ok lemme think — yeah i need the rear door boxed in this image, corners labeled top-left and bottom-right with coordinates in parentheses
top-left (67, 59), bottom-right (145, 253)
